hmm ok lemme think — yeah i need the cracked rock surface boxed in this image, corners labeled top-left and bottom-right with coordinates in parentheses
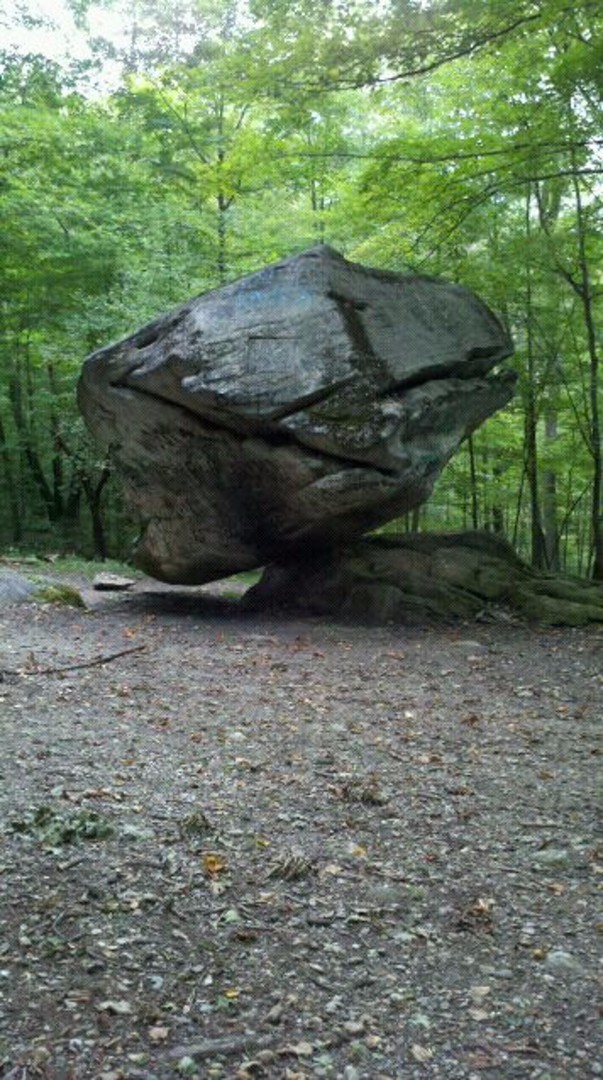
top-left (78, 246), bottom-right (515, 583)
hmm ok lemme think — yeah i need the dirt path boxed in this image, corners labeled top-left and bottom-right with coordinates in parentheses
top-left (0, 588), bottom-right (601, 1080)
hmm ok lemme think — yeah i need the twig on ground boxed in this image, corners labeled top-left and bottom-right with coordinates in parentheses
top-left (170, 1034), bottom-right (277, 1061)
top-left (0, 644), bottom-right (147, 677)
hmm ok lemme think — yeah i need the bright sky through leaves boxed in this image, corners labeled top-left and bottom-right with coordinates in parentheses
top-left (2, 0), bottom-right (125, 63)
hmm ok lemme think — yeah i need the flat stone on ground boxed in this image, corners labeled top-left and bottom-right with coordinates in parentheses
top-left (93, 573), bottom-right (136, 591)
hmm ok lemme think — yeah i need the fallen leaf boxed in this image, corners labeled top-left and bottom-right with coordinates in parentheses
top-left (547, 881), bottom-right (567, 895)
top-left (280, 1036), bottom-right (313, 1054)
top-left (202, 852), bottom-right (227, 875)
top-left (501, 1042), bottom-right (540, 1055)
top-left (286, 1041), bottom-right (314, 1057)
top-left (411, 1043), bottom-right (434, 1062)
top-left (222, 908), bottom-right (241, 924)
top-left (465, 1050), bottom-right (503, 1069)
top-left (97, 999), bottom-right (133, 1015)
top-left (462, 713), bottom-right (481, 726)
top-left (267, 852), bottom-right (315, 880)
top-left (148, 1025), bottom-right (170, 1043)
top-left (470, 898), bottom-right (494, 916)
top-left (350, 844), bottom-right (368, 858)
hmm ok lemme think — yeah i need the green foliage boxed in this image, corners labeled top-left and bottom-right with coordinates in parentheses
top-left (33, 583), bottom-right (86, 607)
top-left (9, 805), bottom-right (114, 846)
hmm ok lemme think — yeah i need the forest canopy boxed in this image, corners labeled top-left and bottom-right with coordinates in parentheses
top-left (1, 0), bottom-right (601, 577)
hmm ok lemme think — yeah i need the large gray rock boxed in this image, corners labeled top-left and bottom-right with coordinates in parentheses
top-left (0, 570), bottom-right (38, 605)
top-left (243, 533), bottom-right (603, 626)
top-left (78, 246), bottom-right (515, 583)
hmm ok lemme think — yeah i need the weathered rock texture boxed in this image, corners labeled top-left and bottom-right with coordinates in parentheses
top-left (0, 571), bottom-right (38, 606)
top-left (244, 532), bottom-right (603, 626)
top-left (78, 246), bottom-right (515, 583)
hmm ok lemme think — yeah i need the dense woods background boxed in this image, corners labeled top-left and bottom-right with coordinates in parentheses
top-left (1, 0), bottom-right (601, 578)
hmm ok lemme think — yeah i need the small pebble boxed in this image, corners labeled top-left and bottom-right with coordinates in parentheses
top-left (544, 950), bottom-right (581, 971)
top-left (256, 1050), bottom-right (275, 1065)
top-left (389, 991), bottom-right (408, 1004)
top-left (177, 1058), bottom-right (196, 1076)
top-left (325, 996), bottom-right (342, 1014)
top-left (532, 849), bottom-right (570, 868)
top-left (410, 1012), bottom-right (431, 1029)
top-left (32, 1048), bottom-right (51, 1066)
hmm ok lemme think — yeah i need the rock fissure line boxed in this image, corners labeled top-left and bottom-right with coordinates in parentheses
top-left (108, 377), bottom-right (403, 477)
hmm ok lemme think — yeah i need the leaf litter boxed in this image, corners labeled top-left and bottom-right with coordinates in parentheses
top-left (0, 584), bottom-right (601, 1079)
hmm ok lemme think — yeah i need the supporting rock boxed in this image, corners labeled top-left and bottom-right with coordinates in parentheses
top-left (244, 532), bottom-right (603, 626)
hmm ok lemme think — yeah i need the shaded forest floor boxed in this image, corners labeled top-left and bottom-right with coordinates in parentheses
top-left (0, 574), bottom-right (601, 1080)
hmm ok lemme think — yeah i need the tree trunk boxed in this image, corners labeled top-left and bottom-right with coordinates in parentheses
top-left (9, 352), bottom-right (56, 523)
top-left (0, 412), bottom-right (22, 542)
top-left (570, 164), bottom-right (602, 579)
top-left (215, 95), bottom-right (229, 285)
top-left (467, 435), bottom-right (479, 530)
top-left (310, 175), bottom-right (326, 239)
top-left (47, 360), bottom-right (67, 522)
top-left (217, 188), bottom-right (228, 285)
top-left (524, 185), bottom-right (547, 568)
top-left (543, 410), bottom-right (560, 571)
top-left (82, 467), bottom-right (110, 560)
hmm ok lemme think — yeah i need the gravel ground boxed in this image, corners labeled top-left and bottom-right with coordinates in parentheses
top-left (0, 582), bottom-right (601, 1080)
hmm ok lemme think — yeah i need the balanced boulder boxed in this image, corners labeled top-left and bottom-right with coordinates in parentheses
top-left (78, 246), bottom-right (515, 583)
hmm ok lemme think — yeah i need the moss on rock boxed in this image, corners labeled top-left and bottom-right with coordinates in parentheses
top-left (34, 583), bottom-right (86, 608)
